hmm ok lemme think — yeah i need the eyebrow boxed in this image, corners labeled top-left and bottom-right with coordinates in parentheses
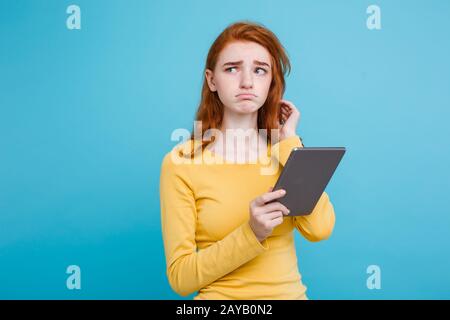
top-left (222, 60), bottom-right (271, 68)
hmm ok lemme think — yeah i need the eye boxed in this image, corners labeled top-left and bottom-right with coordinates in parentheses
top-left (225, 67), bottom-right (238, 73)
top-left (255, 67), bottom-right (267, 75)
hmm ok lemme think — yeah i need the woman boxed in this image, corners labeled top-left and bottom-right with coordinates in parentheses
top-left (159, 21), bottom-right (335, 300)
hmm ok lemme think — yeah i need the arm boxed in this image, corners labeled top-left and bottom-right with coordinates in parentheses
top-left (293, 192), bottom-right (335, 242)
top-left (159, 154), bottom-right (269, 297)
top-left (271, 135), bottom-right (336, 242)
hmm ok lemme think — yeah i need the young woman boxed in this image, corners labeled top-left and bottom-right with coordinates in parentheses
top-left (159, 21), bottom-right (336, 300)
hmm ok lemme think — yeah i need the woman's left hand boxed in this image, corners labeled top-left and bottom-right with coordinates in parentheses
top-left (279, 99), bottom-right (301, 141)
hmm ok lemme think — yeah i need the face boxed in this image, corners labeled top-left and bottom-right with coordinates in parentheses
top-left (205, 41), bottom-right (273, 115)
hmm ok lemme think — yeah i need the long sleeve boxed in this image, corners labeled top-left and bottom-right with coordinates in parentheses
top-left (271, 135), bottom-right (336, 242)
top-left (159, 153), bottom-right (270, 297)
top-left (294, 191), bottom-right (335, 242)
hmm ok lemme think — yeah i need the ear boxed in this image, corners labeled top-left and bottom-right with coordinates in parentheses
top-left (205, 69), bottom-right (217, 92)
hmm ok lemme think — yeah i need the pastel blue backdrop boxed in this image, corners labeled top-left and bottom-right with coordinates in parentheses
top-left (1, 0), bottom-right (449, 299)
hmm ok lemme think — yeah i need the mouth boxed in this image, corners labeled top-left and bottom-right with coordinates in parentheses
top-left (236, 93), bottom-right (257, 100)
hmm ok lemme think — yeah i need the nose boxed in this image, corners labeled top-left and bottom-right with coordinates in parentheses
top-left (240, 68), bottom-right (253, 89)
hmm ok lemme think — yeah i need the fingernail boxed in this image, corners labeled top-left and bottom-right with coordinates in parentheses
top-left (287, 209), bottom-right (290, 214)
top-left (280, 190), bottom-right (286, 194)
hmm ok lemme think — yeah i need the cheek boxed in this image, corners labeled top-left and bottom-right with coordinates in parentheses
top-left (216, 76), bottom-right (237, 95)
top-left (257, 77), bottom-right (272, 96)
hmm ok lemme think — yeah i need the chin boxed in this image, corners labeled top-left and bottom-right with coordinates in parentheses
top-left (234, 101), bottom-right (261, 114)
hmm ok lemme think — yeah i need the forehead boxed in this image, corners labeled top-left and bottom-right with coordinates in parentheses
top-left (217, 41), bottom-right (272, 65)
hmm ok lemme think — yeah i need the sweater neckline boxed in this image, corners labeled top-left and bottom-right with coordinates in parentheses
top-left (203, 143), bottom-right (273, 165)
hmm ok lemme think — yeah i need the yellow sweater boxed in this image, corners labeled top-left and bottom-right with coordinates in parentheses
top-left (159, 135), bottom-right (336, 299)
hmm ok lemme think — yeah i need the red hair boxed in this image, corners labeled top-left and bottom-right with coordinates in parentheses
top-left (185, 21), bottom-right (291, 158)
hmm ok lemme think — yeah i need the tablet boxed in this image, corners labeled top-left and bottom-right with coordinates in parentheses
top-left (270, 147), bottom-right (346, 216)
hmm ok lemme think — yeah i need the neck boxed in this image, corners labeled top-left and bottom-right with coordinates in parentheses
top-left (220, 109), bottom-right (258, 132)
top-left (206, 109), bottom-right (269, 162)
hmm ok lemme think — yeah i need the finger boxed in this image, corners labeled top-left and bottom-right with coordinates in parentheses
top-left (261, 202), bottom-right (290, 215)
top-left (267, 216), bottom-right (284, 228)
top-left (280, 99), bottom-right (295, 108)
top-left (280, 100), bottom-right (292, 109)
top-left (255, 189), bottom-right (286, 206)
top-left (281, 109), bottom-right (291, 117)
top-left (263, 211), bottom-right (284, 220)
top-left (281, 100), bottom-right (299, 114)
top-left (282, 106), bottom-right (294, 115)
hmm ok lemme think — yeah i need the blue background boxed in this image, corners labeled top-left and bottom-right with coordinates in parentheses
top-left (1, 0), bottom-right (449, 299)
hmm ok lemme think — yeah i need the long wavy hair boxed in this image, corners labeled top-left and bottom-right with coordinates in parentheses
top-left (185, 21), bottom-right (291, 158)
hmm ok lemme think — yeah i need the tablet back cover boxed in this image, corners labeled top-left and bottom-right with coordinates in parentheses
top-left (273, 147), bottom-right (345, 216)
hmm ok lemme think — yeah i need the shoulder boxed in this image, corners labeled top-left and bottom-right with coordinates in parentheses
top-left (160, 140), bottom-right (201, 194)
top-left (160, 139), bottom-right (202, 173)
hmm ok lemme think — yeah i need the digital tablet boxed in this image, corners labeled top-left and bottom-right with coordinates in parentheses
top-left (270, 147), bottom-right (346, 216)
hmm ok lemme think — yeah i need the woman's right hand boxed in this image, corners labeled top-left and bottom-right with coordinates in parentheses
top-left (248, 187), bottom-right (290, 242)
